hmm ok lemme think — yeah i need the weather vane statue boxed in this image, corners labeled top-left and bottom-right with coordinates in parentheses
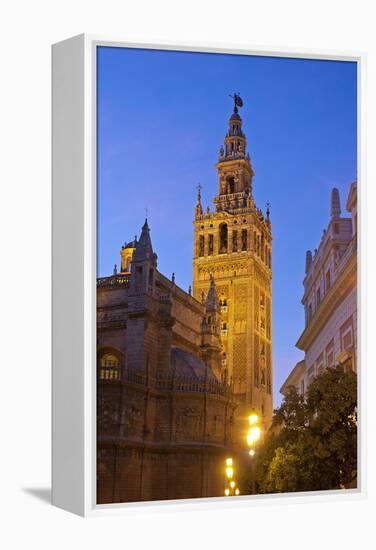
top-left (229, 92), bottom-right (244, 114)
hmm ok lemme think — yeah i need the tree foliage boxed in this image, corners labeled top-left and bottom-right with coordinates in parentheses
top-left (242, 366), bottom-right (357, 494)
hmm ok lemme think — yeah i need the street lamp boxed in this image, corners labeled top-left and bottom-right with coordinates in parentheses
top-left (224, 457), bottom-right (240, 497)
top-left (225, 457), bottom-right (234, 479)
top-left (246, 411), bottom-right (262, 494)
top-left (247, 412), bottom-right (261, 452)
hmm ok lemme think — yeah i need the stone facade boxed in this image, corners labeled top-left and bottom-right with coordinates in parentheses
top-left (193, 104), bottom-right (273, 437)
top-left (97, 221), bottom-right (237, 504)
top-left (281, 182), bottom-right (357, 396)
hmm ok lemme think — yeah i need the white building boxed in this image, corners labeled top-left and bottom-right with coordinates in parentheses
top-left (281, 182), bottom-right (357, 397)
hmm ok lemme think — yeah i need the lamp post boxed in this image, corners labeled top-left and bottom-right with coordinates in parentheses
top-left (224, 457), bottom-right (240, 496)
top-left (246, 411), bottom-right (261, 494)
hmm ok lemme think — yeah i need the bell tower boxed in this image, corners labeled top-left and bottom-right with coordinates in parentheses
top-left (192, 96), bottom-right (273, 437)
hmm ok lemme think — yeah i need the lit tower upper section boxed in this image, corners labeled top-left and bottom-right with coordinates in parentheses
top-left (213, 93), bottom-right (255, 213)
top-left (192, 95), bottom-right (273, 431)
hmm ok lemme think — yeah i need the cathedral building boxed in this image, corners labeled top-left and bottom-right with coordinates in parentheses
top-left (193, 100), bottom-right (273, 434)
top-left (97, 221), bottom-right (237, 504)
top-left (281, 182), bottom-right (357, 397)
top-left (96, 99), bottom-right (272, 504)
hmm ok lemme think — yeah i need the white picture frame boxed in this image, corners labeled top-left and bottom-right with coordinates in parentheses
top-left (52, 34), bottom-right (366, 517)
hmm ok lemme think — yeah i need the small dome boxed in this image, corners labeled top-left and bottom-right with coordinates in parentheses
top-left (230, 111), bottom-right (241, 122)
top-left (123, 238), bottom-right (137, 249)
top-left (170, 347), bottom-right (218, 382)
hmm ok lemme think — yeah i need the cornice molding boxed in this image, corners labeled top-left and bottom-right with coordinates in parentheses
top-left (296, 255), bottom-right (357, 351)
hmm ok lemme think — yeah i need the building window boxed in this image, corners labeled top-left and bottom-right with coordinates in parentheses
top-left (219, 223), bottom-right (228, 253)
top-left (342, 328), bottom-right (353, 350)
top-left (208, 234), bottom-right (214, 255)
top-left (326, 339), bottom-right (335, 368)
top-left (333, 222), bottom-right (339, 234)
top-left (316, 287), bottom-right (321, 308)
top-left (232, 230), bottom-right (238, 252)
top-left (199, 235), bottom-right (205, 257)
top-left (267, 364), bottom-right (271, 394)
top-left (254, 335), bottom-right (260, 387)
top-left (316, 353), bottom-right (324, 375)
top-left (227, 176), bottom-right (235, 194)
top-left (220, 297), bottom-right (228, 313)
top-left (241, 229), bottom-right (248, 251)
top-left (325, 270), bottom-right (331, 292)
top-left (340, 318), bottom-right (354, 354)
top-left (99, 353), bottom-right (120, 381)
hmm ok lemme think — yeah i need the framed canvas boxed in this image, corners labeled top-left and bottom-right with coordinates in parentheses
top-left (52, 35), bottom-right (366, 517)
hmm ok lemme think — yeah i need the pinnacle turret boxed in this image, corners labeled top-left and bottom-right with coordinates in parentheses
top-left (133, 218), bottom-right (156, 264)
top-left (205, 275), bottom-right (219, 313)
top-left (195, 183), bottom-right (203, 218)
top-left (331, 188), bottom-right (341, 219)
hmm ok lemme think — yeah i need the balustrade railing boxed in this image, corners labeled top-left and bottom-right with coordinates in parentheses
top-left (99, 367), bottom-right (121, 381)
top-left (98, 365), bottom-right (232, 396)
top-left (97, 274), bottom-right (130, 289)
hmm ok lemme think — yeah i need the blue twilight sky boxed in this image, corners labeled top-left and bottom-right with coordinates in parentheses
top-left (97, 47), bottom-right (357, 407)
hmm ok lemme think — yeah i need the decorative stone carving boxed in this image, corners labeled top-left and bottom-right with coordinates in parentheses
top-left (175, 407), bottom-right (202, 439)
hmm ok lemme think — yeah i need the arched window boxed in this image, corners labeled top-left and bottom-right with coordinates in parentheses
top-left (219, 223), bottom-right (228, 253)
top-left (208, 234), bottom-right (214, 255)
top-left (99, 353), bottom-right (120, 380)
top-left (241, 229), bottom-right (248, 251)
top-left (227, 176), bottom-right (235, 194)
top-left (232, 230), bottom-right (238, 252)
top-left (199, 235), bottom-right (205, 257)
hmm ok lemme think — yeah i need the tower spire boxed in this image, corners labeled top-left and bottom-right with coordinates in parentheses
top-left (221, 97), bottom-right (247, 161)
top-left (214, 96), bottom-right (254, 210)
top-left (133, 218), bottom-right (156, 263)
top-left (195, 183), bottom-right (203, 218)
